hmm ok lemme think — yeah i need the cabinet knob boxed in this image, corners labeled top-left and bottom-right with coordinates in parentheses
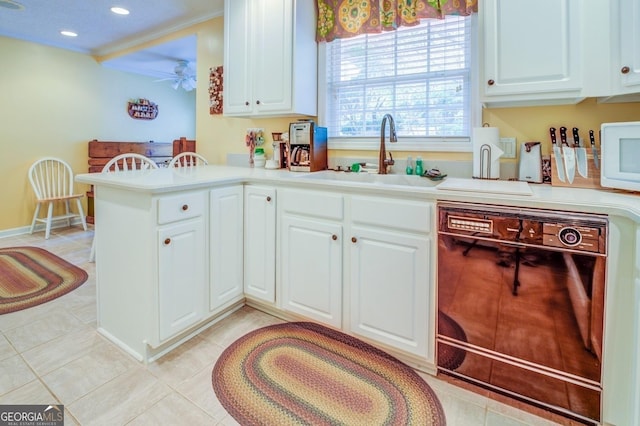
top-left (266, 196), bottom-right (272, 202)
top-left (351, 237), bottom-right (357, 243)
top-left (256, 100), bottom-right (261, 105)
top-left (164, 238), bottom-right (171, 245)
top-left (332, 234), bottom-right (338, 241)
top-left (487, 79), bottom-right (495, 86)
top-left (621, 66), bottom-right (631, 74)
top-left (245, 101), bottom-right (250, 106)
top-left (182, 204), bottom-right (189, 211)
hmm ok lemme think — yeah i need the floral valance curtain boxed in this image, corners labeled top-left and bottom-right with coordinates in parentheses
top-left (316, 0), bottom-right (478, 42)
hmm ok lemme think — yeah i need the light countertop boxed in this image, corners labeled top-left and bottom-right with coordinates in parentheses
top-left (76, 165), bottom-right (640, 222)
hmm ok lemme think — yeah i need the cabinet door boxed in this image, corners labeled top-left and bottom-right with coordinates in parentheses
top-left (252, 0), bottom-right (293, 114)
top-left (244, 186), bottom-right (276, 303)
top-left (223, 0), bottom-right (253, 115)
top-left (210, 186), bottom-right (244, 312)
top-left (158, 219), bottom-right (206, 341)
top-left (281, 215), bottom-right (342, 327)
top-left (481, 0), bottom-right (581, 99)
top-left (349, 227), bottom-right (430, 358)
top-left (619, 0), bottom-right (640, 91)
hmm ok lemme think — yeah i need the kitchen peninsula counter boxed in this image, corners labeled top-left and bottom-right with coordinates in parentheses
top-left (77, 165), bottom-right (640, 220)
top-left (76, 165), bottom-right (640, 426)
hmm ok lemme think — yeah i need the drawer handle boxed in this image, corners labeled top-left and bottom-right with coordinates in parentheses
top-left (164, 238), bottom-right (171, 245)
top-left (332, 234), bottom-right (338, 241)
top-left (266, 196), bottom-right (272, 202)
top-left (245, 101), bottom-right (250, 106)
top-left (621, 66), bottom-right (631, 74)
top-left (487, 79), bottom-right (495, 86)
top-left (351, 237), bottom-right (357, 243)
top-left (182, 204), bottom-right (189, 211)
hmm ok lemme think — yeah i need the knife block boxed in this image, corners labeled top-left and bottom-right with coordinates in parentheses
top-left (551, 151), bottom-right (601, 188)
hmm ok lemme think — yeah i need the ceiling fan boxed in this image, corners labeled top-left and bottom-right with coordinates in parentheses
top-left (156, 60), bottom-right (197, 91)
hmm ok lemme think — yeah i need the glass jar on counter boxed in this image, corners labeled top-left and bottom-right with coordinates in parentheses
top-left (254, 148), bottom-right (266, 168)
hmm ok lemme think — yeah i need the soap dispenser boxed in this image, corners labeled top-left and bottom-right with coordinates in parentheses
top-left (415, 156), bottom-right (424, 176)
top-left (406, 156), bottom-right (414, 175)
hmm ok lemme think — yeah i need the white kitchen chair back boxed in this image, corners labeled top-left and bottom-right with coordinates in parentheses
top-left (103, 153), bottom-right (159, 172)
top-left (89, 153), bottom-right (158, 262)
top-left (28, 157), bottom-right (88, 239)
top-left (169, 152), bottom-right (208, 168)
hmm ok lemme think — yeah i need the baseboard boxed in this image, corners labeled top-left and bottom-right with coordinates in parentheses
top-left (0, 218), bottom-right (90, 240)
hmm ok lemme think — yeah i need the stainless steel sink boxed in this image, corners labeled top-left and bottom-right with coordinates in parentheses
top-left (295, 170), bottom-right (441, 188)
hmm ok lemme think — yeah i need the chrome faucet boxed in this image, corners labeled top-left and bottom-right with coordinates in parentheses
top-left (379, 114), bottom-right (397, 174)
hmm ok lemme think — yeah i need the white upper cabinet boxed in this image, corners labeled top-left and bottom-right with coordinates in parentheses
top-left (480, 0), bottom-right (583, 106)
top-left (480, 0), bottom-right (616, 106)
top-left (599, 0), bottom-right (640, 102)
top-left (223, 0), bottom-right (318, 117)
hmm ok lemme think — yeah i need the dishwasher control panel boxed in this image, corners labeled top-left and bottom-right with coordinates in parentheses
top-left (543, 223), bottom-right (603, 253)
top-left (438, 202), bottom-right (607, 255)
top-left (447, 215), bottom-right (493, 234)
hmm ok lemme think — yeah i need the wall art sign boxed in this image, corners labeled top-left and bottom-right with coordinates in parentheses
top-left (127, 98), bottom-right (158, 120)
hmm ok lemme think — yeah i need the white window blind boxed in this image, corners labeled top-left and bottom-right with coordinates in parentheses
top-left (324, 15), bottom-right (473, 142)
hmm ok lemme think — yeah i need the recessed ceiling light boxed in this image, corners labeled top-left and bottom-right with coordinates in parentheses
top-left (110, 7), bottom-right (129, 15)
top-left (60, 30), bottom-right (78, 37)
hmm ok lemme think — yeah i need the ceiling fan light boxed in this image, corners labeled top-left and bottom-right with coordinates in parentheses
top-left (182, 78), bottom-right (197, 91)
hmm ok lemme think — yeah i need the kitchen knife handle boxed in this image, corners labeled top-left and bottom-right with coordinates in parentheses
top-left (589, 130), bottom-right (596, 146)
top-left (572, 127), bottom-right (580, 147)
top-left (559, 127), bottom-right (568, 145)
top-left (550, 127), bottom-right (557, 145)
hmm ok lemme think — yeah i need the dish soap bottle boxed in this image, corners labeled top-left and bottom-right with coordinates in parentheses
top-left (406, 156), bottom-right (414, 175)
top-left (415, 156), bottom-right (424, 176)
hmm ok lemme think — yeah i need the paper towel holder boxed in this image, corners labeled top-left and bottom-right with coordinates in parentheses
top-left (476, 143), bottom-right (500, 180)
top-left (473, 122), bottom-right (501, 180)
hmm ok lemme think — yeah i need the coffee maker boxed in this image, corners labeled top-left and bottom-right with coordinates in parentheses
top-left (288, 121), bottom-right (328, 172)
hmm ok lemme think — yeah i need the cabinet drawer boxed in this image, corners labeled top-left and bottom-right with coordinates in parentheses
top-left (158, 192), bottom-right (205, 224)
top-left (351, 196), bottom-right (431, 233)
top-left (280, 189), bottom-right (343, 221)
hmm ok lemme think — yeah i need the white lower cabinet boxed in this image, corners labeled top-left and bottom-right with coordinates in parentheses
top-left (349, 227), bottom-right (430, 358)
top-left (281, 215), bottom-right (343, 327)
top-left (347, 196), bottom-right (433, 360)
top-left (210, 186), bottom-right (244, 312)
top-left (158, 218), bottom-right (207, 341)
top-left (244, 186), bottom-right (276, 303)
top-left (278, 188), bottom-right (434, 361)
top-left (279, 188), bottom-right (344, 328)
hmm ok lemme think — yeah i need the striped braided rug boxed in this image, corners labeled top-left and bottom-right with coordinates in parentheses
top-left (212, 322), bottom-right (446, 425)
top-left (0, 247), bottom-right (88, 314)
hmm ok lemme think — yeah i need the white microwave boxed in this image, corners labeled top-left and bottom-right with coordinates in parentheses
top-left (601, 121), bottom-right (640, 192)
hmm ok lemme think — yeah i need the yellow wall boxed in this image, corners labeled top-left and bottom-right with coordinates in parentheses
top-left (484, 99), bottom-right (640, 157)
top-left (194, 18), bottom-right (300, 165)
top-left (0, 36), bottom-right (195, 231)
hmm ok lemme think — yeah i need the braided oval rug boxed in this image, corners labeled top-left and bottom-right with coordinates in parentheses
top-left (0, 247), bottom-right (88, 314)
top-left (212, 322), bottom-right (446, 425)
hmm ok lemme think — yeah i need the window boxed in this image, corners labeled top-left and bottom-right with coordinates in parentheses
top-left (319, 15), bottom-right (478, 151)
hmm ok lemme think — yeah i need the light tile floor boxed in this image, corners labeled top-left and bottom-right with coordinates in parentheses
top-left (0, 226), bottom-right (567, 425)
